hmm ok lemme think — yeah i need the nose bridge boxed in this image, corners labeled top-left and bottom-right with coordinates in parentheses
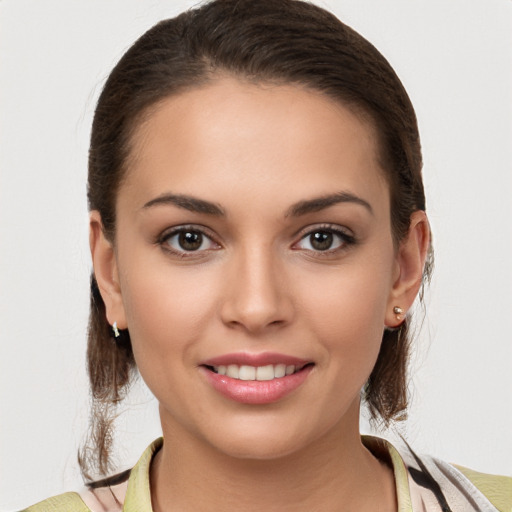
top-left (221, 239), bottom-right (291, 333)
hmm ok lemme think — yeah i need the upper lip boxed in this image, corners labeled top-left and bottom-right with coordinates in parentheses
top-left (201, 352), bottom-right (312, 368)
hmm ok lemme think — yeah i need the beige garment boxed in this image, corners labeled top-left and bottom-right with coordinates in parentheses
top-left (23, 437), bottom-right (512, 512)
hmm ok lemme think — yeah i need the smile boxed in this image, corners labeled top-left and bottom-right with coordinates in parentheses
top-left (208, 363), bottom-right (303, 381)
top-left (200, 355), bottom-right (314, 405)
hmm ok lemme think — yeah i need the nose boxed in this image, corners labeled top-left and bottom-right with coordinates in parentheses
top-left (220, 245), bottom-right (294, 334)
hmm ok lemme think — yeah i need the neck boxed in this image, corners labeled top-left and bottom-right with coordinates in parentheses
top-left (150, 409), bottom-right (396, 512)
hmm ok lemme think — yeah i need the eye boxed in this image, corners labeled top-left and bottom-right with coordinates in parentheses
top-left (294, 226), bottom-right (354, 252)
top-left (160, 226), bottom-right (219, 254)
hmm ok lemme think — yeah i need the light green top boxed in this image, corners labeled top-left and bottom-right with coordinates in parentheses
top-left (22, 437), bottom-right (512, 512)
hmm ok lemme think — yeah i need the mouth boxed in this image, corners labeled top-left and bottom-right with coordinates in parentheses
top-left (203, 362), bottom-right (313, 381)
top-left (199, 355), bottom-right (315, 404)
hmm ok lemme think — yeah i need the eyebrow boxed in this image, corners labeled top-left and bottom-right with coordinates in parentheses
top-left (286, 192), bottom-right (373, 217)
top-left (142, 191), bottom-right (372, 217)
top-left (142, 193), bottom-right (225, 216)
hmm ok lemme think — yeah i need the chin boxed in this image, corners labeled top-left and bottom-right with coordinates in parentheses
top-left (215, 434), bottom-right (306, 461)
top-left (201, 414), bottom-right (329, 462)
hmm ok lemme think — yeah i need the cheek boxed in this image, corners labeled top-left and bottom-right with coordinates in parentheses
top-left (301, 263), bottom-right (391, 331)
top-left (296, 251), bottom-right (394, 369)
top-left (117, 256), bottom-right (221, 371)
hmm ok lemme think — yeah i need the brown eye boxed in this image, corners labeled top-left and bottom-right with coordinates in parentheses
top-left (294, 226), bottom-right (354, 253)
top-left (309, 231), bottom-right (333, 251)
top-left (178, 230), bottom-right (203, 251)
top-left (162, 227), bottom-right (218, 254)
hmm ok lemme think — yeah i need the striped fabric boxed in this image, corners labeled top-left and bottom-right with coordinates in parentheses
top-left (21, 437), bottom-right (512, 511)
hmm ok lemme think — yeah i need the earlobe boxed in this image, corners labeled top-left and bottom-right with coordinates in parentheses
top-left (385, 210), bottom-right (430, 328)
top-left (89, 211), bottom-right (127, 329)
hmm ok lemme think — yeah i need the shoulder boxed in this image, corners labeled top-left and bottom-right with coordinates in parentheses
top-left (20, 478), bottom-right (128, 512)
top-left (20, 492), bottom-right (90, 512)
top-left (453, 464), bottom-right (512, 512)
top-left (363, 435), bottom-right (512, 512)
top-left (19, 439), bottom-right (159, 512)
top-left (396, 440), bottom-right (512, 512)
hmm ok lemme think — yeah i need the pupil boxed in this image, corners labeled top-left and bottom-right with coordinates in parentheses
top-left (179, 231), bottom-right (202, 251)
top-left (310, 231), bottom-right (332, 251)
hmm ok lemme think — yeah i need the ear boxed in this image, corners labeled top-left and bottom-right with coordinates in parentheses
top-left (89, 211), bottom-right (127, 329)
top-left (385, 210), bottom-right (430, 328)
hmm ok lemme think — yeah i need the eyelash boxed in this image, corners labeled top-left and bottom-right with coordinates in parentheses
top-left (293, 224), bottom-right (356, 255)
top-left (157, 225), bottom-right (220, 258)
top-left (156, 223), bottom-right (356, 258)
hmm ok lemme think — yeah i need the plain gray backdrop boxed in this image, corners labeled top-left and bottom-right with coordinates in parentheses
top-left (1, 0), bottom-right (511, 509)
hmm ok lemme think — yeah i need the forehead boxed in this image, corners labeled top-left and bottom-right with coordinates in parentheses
top-left (121, 78), bottom-right (389, 214)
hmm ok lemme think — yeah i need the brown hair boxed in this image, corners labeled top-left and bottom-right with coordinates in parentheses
top-left (81, 0), bottom-right (433, 478)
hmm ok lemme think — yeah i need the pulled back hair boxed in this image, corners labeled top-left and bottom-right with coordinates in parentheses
top-left (82, 0), bottom-right (433, 478)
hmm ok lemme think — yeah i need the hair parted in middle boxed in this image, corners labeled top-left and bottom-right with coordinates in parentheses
top-left (82, 0), bottom-right (432, 478)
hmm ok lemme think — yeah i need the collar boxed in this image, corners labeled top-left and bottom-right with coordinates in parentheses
top-left (123, 437), bottom-right (163, 511)
top-left (122, 436), bottom-right (410, 511)
top-left (121, 436), bottom-right (500, 512)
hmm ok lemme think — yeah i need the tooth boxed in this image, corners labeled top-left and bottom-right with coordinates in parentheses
top-left (274, 364), bottom-right (286, 378)
top-left (256, 365), bottom-right (274, 381)
top-left (213, 366), bottom-right (219, 373)
top-left (239, 365), bottom-right (256, 380)
top-left (285, 365), bottom-right (295, 376)
top-left (226, 364), bottom-right (240, 379)
top-left (218, 365), bottom-right (227, 375)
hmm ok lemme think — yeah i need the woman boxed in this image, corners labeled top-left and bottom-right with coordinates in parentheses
top-left (19, 0), bottom-right (511, 511)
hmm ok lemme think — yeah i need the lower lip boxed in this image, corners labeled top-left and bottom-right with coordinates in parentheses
top-left (200, 365), bottom-right (313, 405)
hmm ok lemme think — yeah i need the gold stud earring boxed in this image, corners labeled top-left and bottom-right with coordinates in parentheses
top-left (112, 321), bottom-right (120, 338)
top-left (393, 307), bottom-right (405, 322)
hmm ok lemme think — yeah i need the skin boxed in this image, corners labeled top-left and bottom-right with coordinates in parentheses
top-left (91, 78), bottom-right (429, 511)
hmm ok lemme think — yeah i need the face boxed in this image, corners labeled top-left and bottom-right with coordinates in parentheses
top-left (98, 78), bottom-right (407, 459)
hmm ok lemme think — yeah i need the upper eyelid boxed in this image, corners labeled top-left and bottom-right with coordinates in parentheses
top-left (294, 223), bottom-right (354, 239)
top-left (158, 224), bottom-right (218, 241)
top-left (292, 224), bottom-right (356, 251)
top-left (157, 226), bottom-right (221, 257)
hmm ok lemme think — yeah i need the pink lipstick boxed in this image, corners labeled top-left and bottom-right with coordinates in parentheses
top-left (199, 352), bottom-right (314, 405)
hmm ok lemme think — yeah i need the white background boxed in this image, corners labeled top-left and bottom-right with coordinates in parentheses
top-left (1, 0), bottom-right (511, 509)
